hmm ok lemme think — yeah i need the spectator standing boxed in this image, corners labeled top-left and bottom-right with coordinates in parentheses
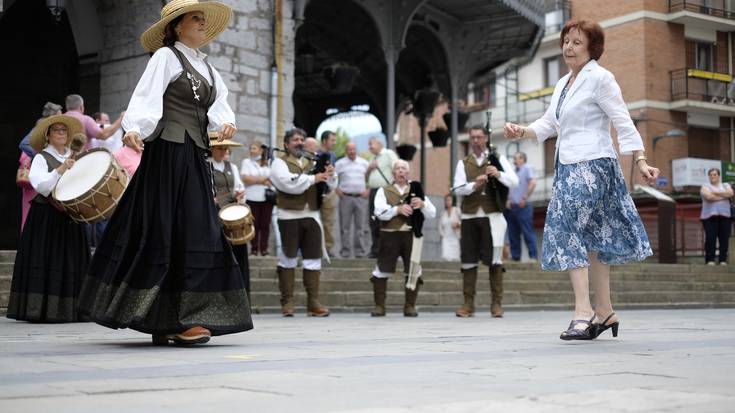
top-left (63, 94), bottom-right (124, 149)
top-left (700, 168), bottom-right (733, 265)
top-left (506, 152), bottom-right (538, 262)
top-left (19, 102), bottom-right (63, 157)
top-left (89, 112), bottom-right (124, 152)
top-left (334, 142), bottom-right (370, 258)
top-left (438, 194), bottom-right (461, 261)
top-left (241, 140), bottom-right (274, 256)
top-left (366, 137), bottom-right (398, 258)
top-left (319, 130), bottom-right (338, 256)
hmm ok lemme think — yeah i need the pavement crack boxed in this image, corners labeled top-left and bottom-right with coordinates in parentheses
top-left (220, 385), bottom-right (294, 396)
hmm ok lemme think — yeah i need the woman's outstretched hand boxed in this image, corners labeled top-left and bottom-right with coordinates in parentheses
top-left (219, 123), bottom-right (237, 141)
top-left (504, 122), bottom-right (524, 140)
top-left (123, 131), bottom-right (144, 153)
top-left (638, 161), bottom-right (660, 185)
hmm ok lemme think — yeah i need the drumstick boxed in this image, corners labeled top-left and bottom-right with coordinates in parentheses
top-left (70, 133), bottom-right (88, 158)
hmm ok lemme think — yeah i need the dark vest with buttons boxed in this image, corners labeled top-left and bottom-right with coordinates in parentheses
top-left (148, 47), bottom-right (216, 149)
top-left (212, 160), bottom-right (236, 208)
top-left (276, 153), bottom-right (318, 211)
top-left (32, 151), bottom-right (62, 204)
top-left (461, 155), bottom-right (499, 214)
top-left (380, 184), bottom-right (410, 231)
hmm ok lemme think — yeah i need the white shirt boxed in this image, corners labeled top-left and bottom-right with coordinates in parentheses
top-left (270, 156), bottom-right (319, 221)
top-left (335, 155), bottom-right (369, 194)
top-left (367, 148), bottom-right (398, 189)
top-left (240, 158), bottom-right (271, 202)
top-left (452, 152), bottom-right (518, 220)
top-left (29, 146), bottom-right (70, 196)
top-left (89, 127), bottom-right (123, 152)
top-left (373, 183), bottom-right (437, 231)
top-left (122, 41), bottom-right (235, 139)
top-left (209, 158), bottom-right (245, 193)
top-left (528, 59), bottom-right (644, 164)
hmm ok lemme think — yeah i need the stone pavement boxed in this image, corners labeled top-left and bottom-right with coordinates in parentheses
top-left (0, 309), bottom-right (733, 413)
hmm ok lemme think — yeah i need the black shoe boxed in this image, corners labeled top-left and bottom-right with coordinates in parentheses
top-left (559, 316), bottom-right (595, 340)
top-left (592, 312), bottom-right (619, 338)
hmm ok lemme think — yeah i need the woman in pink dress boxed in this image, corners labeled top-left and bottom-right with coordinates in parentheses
top-left (17, 152), bottom-right (37, 231)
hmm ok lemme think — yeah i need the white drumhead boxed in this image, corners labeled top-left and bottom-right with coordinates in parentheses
top-left (219, 204), bottom-right (250, 221)
top-left (55, 150), bottom-right (112, 201)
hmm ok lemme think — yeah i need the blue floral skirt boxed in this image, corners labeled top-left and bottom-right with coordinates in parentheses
top-left (542, 157), bottom-right (652, 271)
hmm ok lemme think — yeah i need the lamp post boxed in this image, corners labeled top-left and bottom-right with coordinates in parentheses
top-left (648, 128), bottom-right (686, 186)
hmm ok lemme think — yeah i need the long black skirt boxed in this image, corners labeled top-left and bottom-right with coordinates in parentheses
top-left (7, 201), bottom-right (90, 322)
top-left (77, 136), bottom-right (253, 336)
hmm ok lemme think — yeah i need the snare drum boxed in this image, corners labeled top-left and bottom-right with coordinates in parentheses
top-left (218, 203), bottom-right (255, 245)
top-left (53, 148), bottom-right (128, 224)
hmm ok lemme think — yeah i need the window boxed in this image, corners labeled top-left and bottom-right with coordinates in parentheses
top-left (544, 56), bottom-right (564, 87)
top-left (695, 42), bottom-right (714, 72)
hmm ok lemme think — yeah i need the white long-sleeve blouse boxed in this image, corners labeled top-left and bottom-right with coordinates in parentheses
top-left (29, 146), bottom-right (70, 196)
top-left (122, 41), bottom-right (235, 139)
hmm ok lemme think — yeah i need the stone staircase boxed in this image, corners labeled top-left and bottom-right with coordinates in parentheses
top-left (1, 251), bottom-right (734, 315)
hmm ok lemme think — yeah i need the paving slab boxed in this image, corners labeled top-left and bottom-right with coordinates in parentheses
top-left (0, 309), bottom-right (733, 413)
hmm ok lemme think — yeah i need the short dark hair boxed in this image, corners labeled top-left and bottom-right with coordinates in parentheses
top-left (560, 20), bottom-right (605, 60)
top-left (163, 15), bottom-right (186, 48)
top-left (467, 125), bottom-right (487, 136)
top-left (320, 130), bottom-right (335, 142)
top-left (708, 168), bottom-right (721, 176)
top-left (284, 127), bottom-right (307, 145)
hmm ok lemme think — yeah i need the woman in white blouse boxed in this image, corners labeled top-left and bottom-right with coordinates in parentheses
top-left (7, 115), bottom-right (90, 323)
top-left (438, 194), bottom-right (461, 261)
top-left (241, 140), bottom-right (274, 256)
top-left (504, 20), bottom-right (660, 341)
top-left (77, 0), bottom-right (252, 346)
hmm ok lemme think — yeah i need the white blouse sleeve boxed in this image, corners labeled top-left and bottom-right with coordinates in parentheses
top-left (122, 48), bottom-right (180, 139)
top-left (231, 163), bottom-right (245, 192)
top-left (597, 71), bottom-right (644, 154)
top-left (453, 160), bottom-right (475, 196)
top-left (29, 154), bottom-right (61, 197)
top-left (270, 157), bottom-right (315, 194)
top-left (374, 188), bottom-right (398, 221)
top-left (497, 155), bottom-right (519, 188)
top-left (420, 196), bottom-right (437, 219)
top-left (206, 66), bottom-right (236, 132)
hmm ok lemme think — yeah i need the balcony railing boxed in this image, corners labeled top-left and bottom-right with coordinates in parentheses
top-left (670, 68), bottom-right (735, 104)
top-left (669, 0), bottom-right (735, 20)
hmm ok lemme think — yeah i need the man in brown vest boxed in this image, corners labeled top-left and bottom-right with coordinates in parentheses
top-left (371, 160), bottom-right (436, 317)
top-left (270, 128), bottom-right (335, 317)
top-left (452, 126), bottom-right (518, 318)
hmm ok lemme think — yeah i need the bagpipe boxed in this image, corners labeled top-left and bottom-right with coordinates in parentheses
top-left (300, 149), bottom-right (332, 209)
top-left (403, 180), bottom-right (425, 291)
top-left (483, 110), bottom-right (508, 211)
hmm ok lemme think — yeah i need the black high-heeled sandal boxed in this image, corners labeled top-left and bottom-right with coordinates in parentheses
top-left (592, 312), bottom-right (619, 338)
top-left (559, 315), bottom-right (595, 340)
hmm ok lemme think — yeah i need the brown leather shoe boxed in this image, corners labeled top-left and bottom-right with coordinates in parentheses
top-left (170, 326), bottom-right (211, 345)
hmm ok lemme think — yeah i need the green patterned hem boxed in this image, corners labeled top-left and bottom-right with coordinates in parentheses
top-left (78, 278), bottom-right (253, 336)
top-left (7, 292), bottom-right (79, 322)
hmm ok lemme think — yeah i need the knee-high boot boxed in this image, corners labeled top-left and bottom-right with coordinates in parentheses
top-left (489, 265), bottom-right (505, 318)
top-left (277, 266), bottom-right (295, 317)
top-left (303, 269), bottom-right (330, 317)
top-left (455, 267), bottom-right (478, 317)
top-left (403, 277), bottom-right (422, 317)
top-left (370, 276), bottom-right (388, 316)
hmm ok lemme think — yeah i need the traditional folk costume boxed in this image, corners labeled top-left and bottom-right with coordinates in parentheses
top-left (207, 137), bottom-right (250, 296)
top-left (453, 152), bottom-right (518, 317)
top-left (270, 151), bottom-right (332, 317)
top-left (77, 0), bottom-right (252, 344)
top-left (371, 182), bottom-right (436, 317)
top-left (7, 115), bottom-right (90, 323)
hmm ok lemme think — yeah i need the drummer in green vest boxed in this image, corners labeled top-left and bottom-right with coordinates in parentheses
top-left (452, 125), bottom-right (518, 318)
top-left (269, 127), bottom-right (335, 317)
top-left (371, 159), bottom-right (436, 317)
top-left (207, 132), bottom-right (249, 297)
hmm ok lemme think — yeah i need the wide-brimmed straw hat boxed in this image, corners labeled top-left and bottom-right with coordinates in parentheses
top-left (208, 131), bottom-right (242, 148)
top-left (140, 0), bottom-right (232, 52)
top-left (30, 114), bottom-right (83, 153)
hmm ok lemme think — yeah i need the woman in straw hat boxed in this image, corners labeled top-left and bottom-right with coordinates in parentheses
top-left (77, 0), bottom-right (252, 345)
top-left (207, 133), bottom-right (250, 297)
top-left (7, 115), bottom-right (91, 323)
